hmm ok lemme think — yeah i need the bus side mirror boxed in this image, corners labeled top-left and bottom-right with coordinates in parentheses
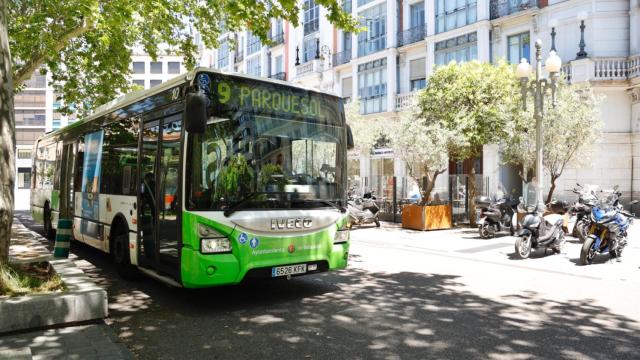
top-left (346, 125), bottom-right (354, 150)
top-left (184, 91), bottom-right (208, 134)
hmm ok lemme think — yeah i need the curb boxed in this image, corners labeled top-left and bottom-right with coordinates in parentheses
top-left (1, 227), bottom-right (108, 334)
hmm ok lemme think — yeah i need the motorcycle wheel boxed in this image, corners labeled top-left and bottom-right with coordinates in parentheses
top-left (576, 221), bottom-right (588, 243)
top-left (515, 235), bottom-right (532, 259)
top-left (479, 223), bottom-right (491, 239)
top-left (374, 215), bottom-right (380, 228)
top-left (580, 237), bottom-right (597, 265)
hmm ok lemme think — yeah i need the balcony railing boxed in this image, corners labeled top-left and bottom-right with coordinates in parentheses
top-left (332, 50), bottom-right (352, 67)
top-left (296, 59), bottom-right (324, 78)
top-left (593, 57), bottom-right (628, 80)
top-left (269, 72), bottom-right (286, 81)
top-left (269, 32), bottom-right (285, 46)
top-left (490, 0), bottom-right (538, 20)
top-left (234, 51), bottom-right (244, 63)
top-left (397, 25), bottom-right (426, 47)
top-left (562, 56), bottom-right (640, 83)
top-left (395, 92), bottom-right (417, 112)
top-left (561, 63), bottom-right (572, 83)
top-left (629, 55), bottom-right (640, 79)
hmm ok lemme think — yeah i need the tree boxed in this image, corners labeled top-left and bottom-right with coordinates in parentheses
top-left (345, 100), bottom-right (386, 157)
top-left (416, 60), bottom-right (520, 226)
top-left (387, 107), bottom-right (457, 206)
top-left (501, 82), bottom-right (602, 203)
top-left (0, 0), bottom-right (358, 264)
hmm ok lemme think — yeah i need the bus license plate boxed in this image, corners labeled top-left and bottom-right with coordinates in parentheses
top-left (271, 264), bottom-right (307, 277)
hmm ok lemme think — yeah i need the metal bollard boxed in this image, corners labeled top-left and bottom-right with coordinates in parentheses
top-left (54, 219), bottom-right (73, 258)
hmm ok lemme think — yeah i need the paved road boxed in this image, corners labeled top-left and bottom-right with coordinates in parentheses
top-left (15, 211), bottom-right (640, 360)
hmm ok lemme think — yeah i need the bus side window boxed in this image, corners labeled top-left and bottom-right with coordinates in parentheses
top-left (53, 141), bottom-right (63, 190)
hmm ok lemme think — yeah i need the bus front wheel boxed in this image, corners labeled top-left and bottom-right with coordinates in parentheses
top-left (112, 231), bottom-right (138, 280)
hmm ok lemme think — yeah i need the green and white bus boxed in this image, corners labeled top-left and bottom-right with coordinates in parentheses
top-left (30, 68), bottom-right (352, 287)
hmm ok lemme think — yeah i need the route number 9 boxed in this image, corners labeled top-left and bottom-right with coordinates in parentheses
top-left (217, 82), bottom-right (231, 104)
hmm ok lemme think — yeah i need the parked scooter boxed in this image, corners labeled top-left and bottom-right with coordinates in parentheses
top-left (514, 199), bottom-right (565, 259)
top-left (476, 195), bottom-right (519, 238)
top-left (347, 189), bottom-right (380, 228)
top-left (567, 183), bottom-right (599, 242)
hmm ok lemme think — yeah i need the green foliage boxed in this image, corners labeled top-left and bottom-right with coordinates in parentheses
top-left (500, 82), bottom-right (603, 201)
top-left (7, 0), bottom-right (360, 115)
top-left (214, 154), bottom-right (254, 202)
top-left (259, 163), bottom-right (288, 191)
top-left (417, 60), bottom-right (520, 160)
top-left (0, 263), bottom-right (66, 297)
top-left (345, 100), bottom-right (386, 156)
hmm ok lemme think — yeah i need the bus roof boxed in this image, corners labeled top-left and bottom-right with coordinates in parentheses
top-left (38, 67), bottom-right (340, 142)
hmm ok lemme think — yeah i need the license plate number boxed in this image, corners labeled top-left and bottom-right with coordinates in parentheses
top-left (271, 264), bottom-right (307, 277)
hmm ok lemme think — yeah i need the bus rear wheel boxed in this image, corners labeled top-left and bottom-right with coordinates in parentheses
top-left (112, 231), bottom-right (138, 280)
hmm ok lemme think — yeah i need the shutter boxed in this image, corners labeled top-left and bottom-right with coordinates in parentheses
top-left (342, 77), bottom-right (353, 98)
top-left (409, 58), bottom-right (426, 80)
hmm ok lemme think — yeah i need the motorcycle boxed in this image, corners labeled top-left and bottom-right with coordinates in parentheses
top-left (347, 189), bottom-right (380, 228)
top-left (514, 200), bottom-right (565, 259)
top-left (476, 195), bottom-right (518, 238)
top-left (568, 183), bottom-right (599, 242)
top-left (580, 188), bottom-right (636, 265)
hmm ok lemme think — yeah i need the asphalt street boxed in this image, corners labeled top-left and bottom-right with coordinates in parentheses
top-left (14, 211), bottom-right (640, 360)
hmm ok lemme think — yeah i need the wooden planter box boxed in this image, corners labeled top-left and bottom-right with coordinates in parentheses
top-left (401, 204), bottom-right (452, 231)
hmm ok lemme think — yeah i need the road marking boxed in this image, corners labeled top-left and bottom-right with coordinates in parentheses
top-left (456, 243), bottom-right (513, 254)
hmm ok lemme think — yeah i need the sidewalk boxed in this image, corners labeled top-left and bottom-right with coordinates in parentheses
top-left (1, 218), bottom-right (135, 360)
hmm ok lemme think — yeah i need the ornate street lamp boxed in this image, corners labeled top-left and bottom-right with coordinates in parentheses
top-left (576, 11), bottom-right (588, 59)
top-left (549, 18), bottom-right (558, 52)
top-left (516, 40), bottom-right (562, 206)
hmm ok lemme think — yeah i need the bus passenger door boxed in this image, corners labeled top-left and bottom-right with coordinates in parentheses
top-left (138, 121), bottom-right (160, 269)
top-left (59, 143), bottom-right (76, 218)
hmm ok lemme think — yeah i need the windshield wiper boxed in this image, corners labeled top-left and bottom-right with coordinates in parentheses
top-left (223, 192), bottom-right (260, 217)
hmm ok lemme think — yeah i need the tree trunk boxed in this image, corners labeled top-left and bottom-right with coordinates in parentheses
top-left (420, 173), bottom-right (438, 206)
top-left (546, 175), bottom-right (557, 205)
top-left (0, 0), bottom-right (15, 265)
top-left (468, 164), bottom-right (477, 227)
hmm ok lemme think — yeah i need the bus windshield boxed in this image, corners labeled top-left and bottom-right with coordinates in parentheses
top-left (187, 73), bottom-right (346, 211)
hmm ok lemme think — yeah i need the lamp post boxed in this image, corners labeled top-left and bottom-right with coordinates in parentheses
top-left (516, 40), bottom-right (562, 206)
top-left (549, 18), bottom-right (558, 52)
top-left (576, 11), bottom-right (588, 59)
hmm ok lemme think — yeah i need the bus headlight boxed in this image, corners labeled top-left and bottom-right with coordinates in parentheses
top-left (201, 238), bottom-right (232, 254)
top-left (199, 224), bottom-right (231, 254)
top-left (334, 226), bottom-right (349, 244)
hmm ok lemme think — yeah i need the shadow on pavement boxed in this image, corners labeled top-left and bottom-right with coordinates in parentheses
top-left (12, 211), bottom-right (640, 360)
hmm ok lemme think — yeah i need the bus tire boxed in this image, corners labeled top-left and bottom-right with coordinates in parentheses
top-left (43, 203), bottom-right (55, 240)
top-left (112, 227), bottom-right (138, 280)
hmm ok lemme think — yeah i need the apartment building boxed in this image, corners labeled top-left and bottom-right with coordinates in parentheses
top-left (129, 54), bottom-right (186, 89)
top-left (205, 0), bottom-right (640, 206)
top-left (13, 72), bottom-right (77, 210)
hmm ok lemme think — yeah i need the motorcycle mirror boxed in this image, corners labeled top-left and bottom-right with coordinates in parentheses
top-left (576, 182), bottom-right (582, 188)
top-left (630, 200), bottom-right (639, 205)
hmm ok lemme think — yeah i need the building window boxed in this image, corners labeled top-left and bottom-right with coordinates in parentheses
top-left (343, 0), bottom-right (352, 13)
top-left (218, 38), bottom-right (229, 68)
top-left (13, 90), bottom-right (46, 108)
top-left (275, 55), bottom-right (283, 74)
top-left (303, 0), bottom-right (320, 36)
top-left (16, 129), bottom-right (44, 146)
top-left (132, 79), bottom-right (145, 88)
top-left (132, 62), bottom-right (145, 74)
top-left (508, 32), bottom-right (530, 64)
top-left (342, 76), bottom-right (353, 102)
top-left (357, 0), bottom-right (374, 6)
top-left (436, 0), bottom-right (477, 34)
top-left (14, 110), bottom-right (46, 126)
top-left (303, 37), bottom-right (318, 63)
top-left (358, 3), bottom-right (386, 57)
top-left (167, 62), bottom-right (181, 74)
top-left (150, 79), bottom-right (162, 87)
top-left (410, 2), bottom-right (425, 28)
top-left (435, 32), bottom-right (478, 65)
top-left (18, 168), bottom-right (31, 189)
top-left (150, 61), bottom-right (163, 74)
top-left (17, 149), bottom-right (32, 159)
top-left (23, 73), bottom-right (46, 88)
top-left (358, 58), bottom-right (387, 114)
top-left (409, 57), bottom-right (426, 91)
top-left (247, 32), bottom-right (262, 55)
top-left (247, 56), bottom-right (261, 76)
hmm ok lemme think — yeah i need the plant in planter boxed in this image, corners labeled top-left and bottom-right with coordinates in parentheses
top-left (388, 109), bottom-right (457, 230)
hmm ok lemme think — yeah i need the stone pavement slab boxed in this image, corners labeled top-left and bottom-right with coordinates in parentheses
top-left (0, 324), bottom-right (134, 360)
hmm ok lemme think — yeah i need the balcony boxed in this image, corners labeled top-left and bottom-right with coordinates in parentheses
top-left (562, 56), bottom-right (640, 83)
top-left (234, 51), bottom-right (244, 63)
top-left (269, 32), bottom-right (284, 46)
top-left (395, 91), bottom-right (417, 112)
top-left (332, 50), bottom-right (352, 67)
top-left (490, 0), bottom-right (538, 20)
top-left (296, 59), bottom-right (324, 78)
top-left (397, 25), bottom-right (426, 47)
top-left (269, 72), bottom-right (286, 81)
